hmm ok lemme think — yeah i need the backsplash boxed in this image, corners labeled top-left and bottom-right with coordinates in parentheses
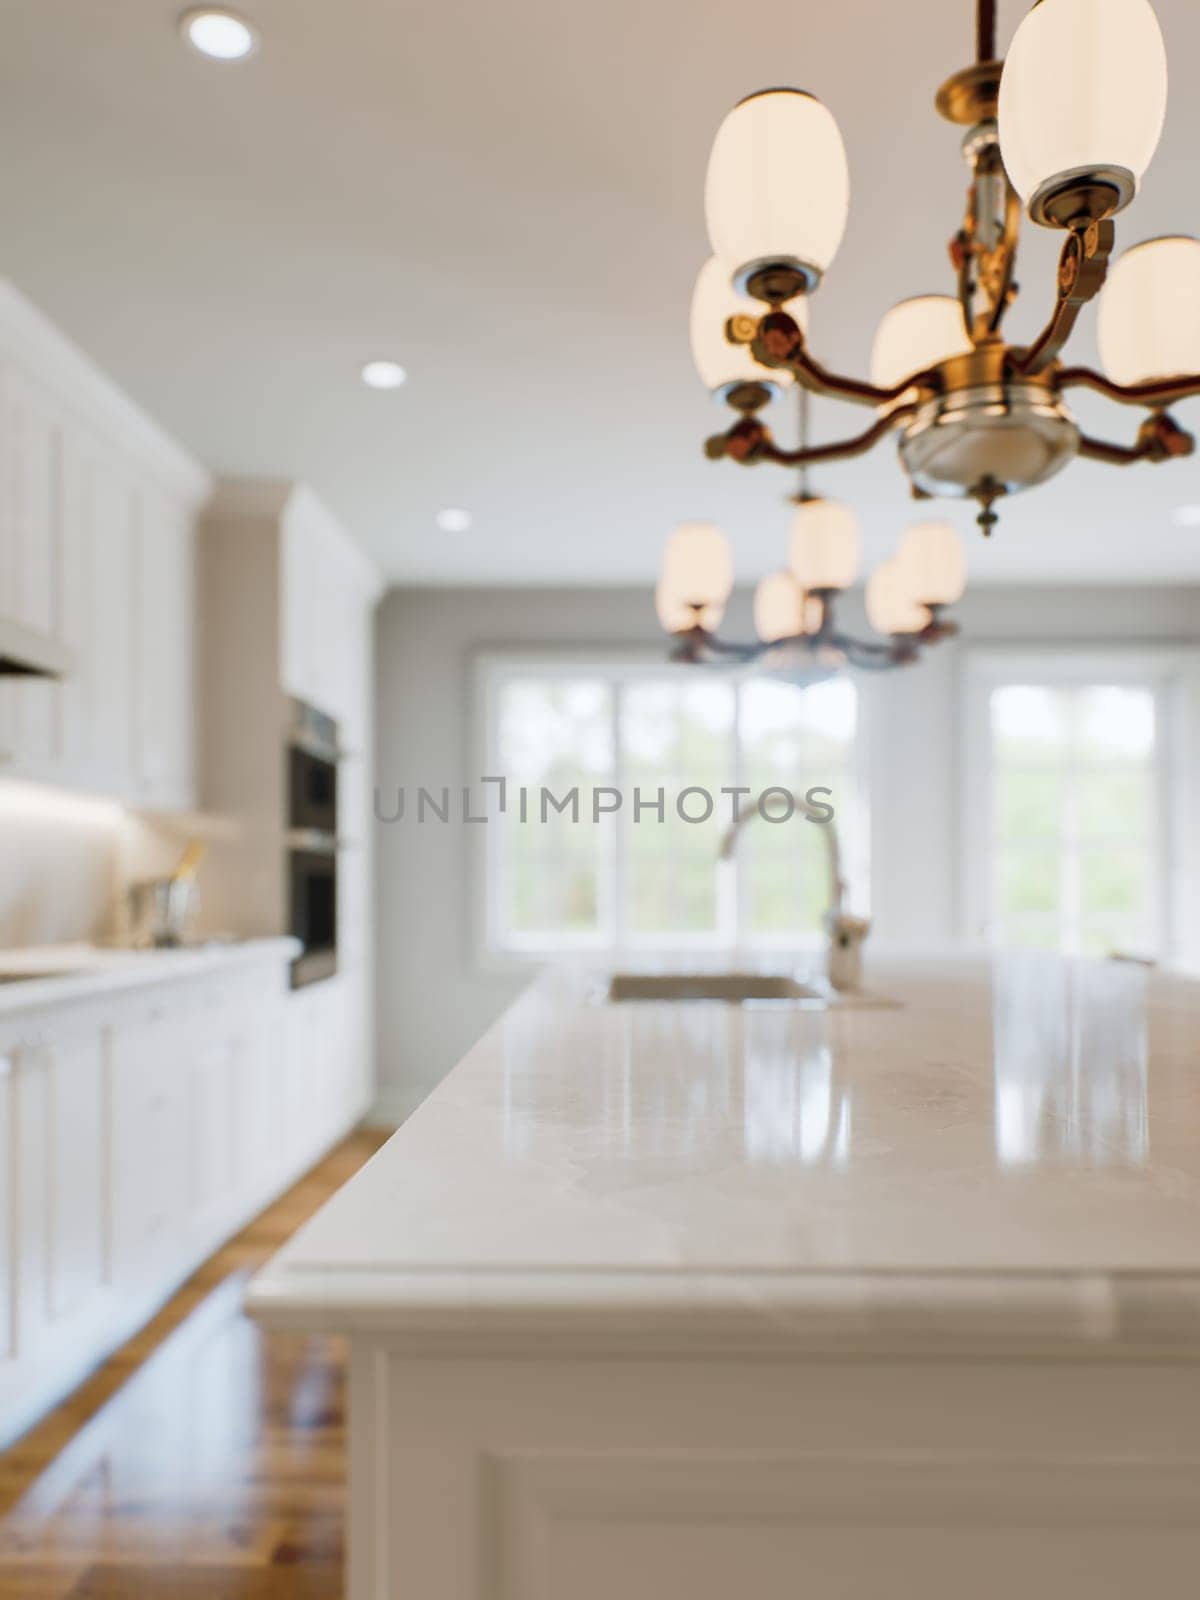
top-left (0, 781), bottom-right (122, 947)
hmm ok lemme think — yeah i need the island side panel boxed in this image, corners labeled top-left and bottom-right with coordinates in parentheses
top-left (346, 1344), bottom-right (1200, 1600)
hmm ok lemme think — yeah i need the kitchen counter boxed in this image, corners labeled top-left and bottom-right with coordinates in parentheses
top-left (0, 937), bottom-right (301, 1016)
top-left (247, 955), bottom-right (1200, 1600)
top-left (249, 952), bottom-right (1200, 1356)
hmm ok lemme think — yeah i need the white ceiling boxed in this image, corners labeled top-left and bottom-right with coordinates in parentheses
top-left (2, 0), bottom-right (1199, 586)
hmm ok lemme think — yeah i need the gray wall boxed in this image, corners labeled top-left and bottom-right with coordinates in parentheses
top-left (374, 584), bottom-right (1200, 1122)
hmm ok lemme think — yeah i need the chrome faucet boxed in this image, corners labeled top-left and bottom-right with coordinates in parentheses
top-left (717, 794), bottom-right (870, 993)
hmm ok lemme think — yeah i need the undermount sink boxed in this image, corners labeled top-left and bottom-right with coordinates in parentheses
top-left (607, 972), bottom-right (828, 1005)
top-left (605, 972), bottom-right (903, 1010)
top-left (0, 970), bottom-right (87, 985)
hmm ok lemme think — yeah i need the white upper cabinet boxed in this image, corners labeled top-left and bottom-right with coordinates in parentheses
top-left (79, 445), bottom-right (140, 792)
top-left (0, 364), bottom-right (62, 768)
top-left (0, 281), bottom-right (209, 806)
top-left (137, 488), bottom-right (196, 808)
top-left (279, 486), bottom-right (377, 726)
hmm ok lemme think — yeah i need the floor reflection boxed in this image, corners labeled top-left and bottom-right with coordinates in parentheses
top-left (992, 954), bottom-right (1148, 1167)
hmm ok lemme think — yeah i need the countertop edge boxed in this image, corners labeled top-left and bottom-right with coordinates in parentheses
top-left (0, 937), bottom-right (302, 1017)
top-left (244, 1266), bottom-right (1200, 1360)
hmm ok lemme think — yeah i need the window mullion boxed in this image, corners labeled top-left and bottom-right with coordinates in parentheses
top-left (731, 680), bottom-right (743, 948)
top-left (611, 678), bottom-right (626, 953)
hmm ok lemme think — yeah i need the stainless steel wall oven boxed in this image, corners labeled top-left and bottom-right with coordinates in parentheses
top-left (287, 698), bottom-right (340, 986)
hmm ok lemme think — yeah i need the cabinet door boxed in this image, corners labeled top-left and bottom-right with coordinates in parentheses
top-left (78, 444), bottom-right (139, 793)
top-left (110, 1009), bottom-right (188, 1286)
top-left (14, 1026), bottom-right (108, 1351)
top-left (43, 1032), bottom-right (108, 1321)
top-left (280, 513), bottom-right (315, 705)
top-left (0, 364), bottom-right (66, 767)
top-left (0, 1054), bottom-right (15, 1363)
top-left (137, 493), bottom-right (195, 809)
top-left (232, 1005), bottom-right (282, 1207)
top-left (185, 1030), bottom-right (237, 1242)
top-left (56, 425), bottom-right (94, 777)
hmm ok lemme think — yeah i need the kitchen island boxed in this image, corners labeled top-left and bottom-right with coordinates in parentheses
top-left (248, 955), bottom-right (1200, 1598)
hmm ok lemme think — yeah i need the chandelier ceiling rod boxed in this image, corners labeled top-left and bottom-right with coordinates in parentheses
top-left (977, 0), bottom-right (996, 66)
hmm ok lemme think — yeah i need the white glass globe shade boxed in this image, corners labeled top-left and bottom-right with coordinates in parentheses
top-left (689, 256), bottom-right (807, 394)
top-left (657, 522), bottom-right (733, 632)
top-left (753, 571), bottom-right (823, 643)
top-left (1098, 236), bottom-right (1200, 385)
top-left (998, 0), bottom-right (1167, 219)
top-left (657, 574), bottom-right (718, 634)
top-left (870, 296), bottom-right (973, 393)
top-left (704, 89), bottom-right (850, 288)
top-left (895, 521), bottom-right (968, 607)
top-left (866, 560), bottom-right (930, 637)
top-left (788, 499), bottom-right (861, 592)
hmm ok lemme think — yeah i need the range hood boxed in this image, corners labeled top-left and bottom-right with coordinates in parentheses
top-left (0, 617), bottom-right (72, 679)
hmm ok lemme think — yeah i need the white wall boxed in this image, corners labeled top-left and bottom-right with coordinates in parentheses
top-left (374, 584), bottom-right (1200, 1121)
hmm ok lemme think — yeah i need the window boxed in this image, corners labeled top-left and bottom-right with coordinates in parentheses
top-left (964, 654), bottom-right (1175, 959)
top-left (481, 659), bottom-right (866, 959)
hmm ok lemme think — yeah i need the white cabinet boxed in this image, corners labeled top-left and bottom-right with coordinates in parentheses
top-left (280, 507), bottom-right (318, 707)
top-left (42, 1032), bottom-right (108, 1322)
top-left (110, 1002), bottom-right (188, 1287)
top-left (80, 445), bottom-right (140, 793)
top-left (0, 945), bottom-right (360, 1449)
top-left (0, 364), bottom-right (63, 767)
top-left (233, 1002), bottom-right (282, 1195)
top-left (279, 488), bottom-right (375, 725)
top-left (203, 480), bottom-right (379, 1120)
top-left (12, 1019), bottom-right (109, 1367)
top-left (0, 281), bottom-right (209, 807)
top-left (137, 491), bottom-right (196, 808)
top-left (0, 1057), bottom-right (13, 1363)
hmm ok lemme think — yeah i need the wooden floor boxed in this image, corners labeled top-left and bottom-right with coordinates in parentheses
top-left (0, 1129), bottom-right (391, 1600)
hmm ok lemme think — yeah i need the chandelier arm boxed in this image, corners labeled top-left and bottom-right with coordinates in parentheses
top-left (1077, 432), bottom-right (1159, 467)
top-left (1058, 365), bottom-right (1200, 409)
top-left (781, 342), bottom-right (928, 408)
top-left (669, 616), bottom-right (959, 678)
top-left (736, 311), bottom-right (927, 408)
top-left (837, 636), bottom-right (920, 671)
top-left (1011, 220), bottom-right (1116, 377)
top-left (1081, 410), bottom-right (1195, 465)
top-left (703, 404), bottom-right (916, 469)
top-left (755, 406), bottom-right (915, 468)
top-left (669, 628), bottom-right (758, 666)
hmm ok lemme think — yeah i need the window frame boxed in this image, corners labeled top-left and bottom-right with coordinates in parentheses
top-left (472, 649), bottom-right (872, 973)
top-left (960, 647), bottom-right (1196, 963)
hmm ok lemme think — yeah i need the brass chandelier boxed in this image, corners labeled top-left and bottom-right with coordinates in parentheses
top-left (658, 0), bottom-right (1200, 679)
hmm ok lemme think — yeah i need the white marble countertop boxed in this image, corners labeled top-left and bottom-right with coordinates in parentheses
top-left (0, 937), bottom-right (301, 1016)
top-left (248, 954), bottom-right (1200, 1356)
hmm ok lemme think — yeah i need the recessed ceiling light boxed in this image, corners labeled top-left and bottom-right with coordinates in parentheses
top-left (436, 508), bottom-right (472, 533)
top-left (1171, 504), bottom-right (1200, 528)
top-left (361, 360), bottom-right (408, 390)
top-left (180, 8), bottom-right (259, 60)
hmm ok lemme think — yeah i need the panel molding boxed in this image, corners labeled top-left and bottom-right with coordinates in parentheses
top-left (487, 1446), bottom-right (1200, 1600)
